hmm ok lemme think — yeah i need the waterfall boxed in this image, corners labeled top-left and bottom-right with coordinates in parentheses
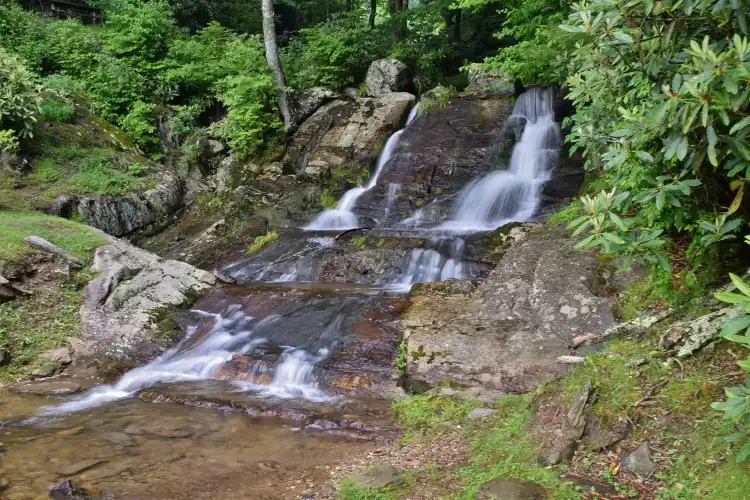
top-left (303, 104), bottom-right (420, 230)
top-left (437, 87), bottom-right (561, 232)
top-left (40, 306), bottom-right (340, 414)
top-left (395, 238), bottom-right (465, 286)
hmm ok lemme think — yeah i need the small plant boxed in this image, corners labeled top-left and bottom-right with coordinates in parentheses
top-left (351, 235), bottom-right (367, 250)
top-left (39, 96), bottom-right (75, 122)
top-left (712, 268), bottom-right (750, 462)
top-left (246, 229), bottom-right (279, 254)
top-left (321, 189), bottom-right (338, 209)
top-left (394, 340), bottom-right (407, 377)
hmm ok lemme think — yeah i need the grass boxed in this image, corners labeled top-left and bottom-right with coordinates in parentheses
top-left (0, 211), bottom-right (107, 266)
top-left (246, 229), bottom-right (279, 254)
top-left (548, 200), bottom-right (580, 224)
top-left (392, 393), bottom-right (479, 441)
top-left (0, 269), bottom-right (92, 381)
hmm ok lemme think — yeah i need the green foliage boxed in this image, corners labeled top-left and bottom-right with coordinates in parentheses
top-left (0, 128), bottom-right (18, 152)
top-left (0, 47), bottom-right (40, 139)
top-left (394, 340), bottom-right (407, 376)
top-left (338, 479), bottom-right (394, 500)
top-left (713, 269), bottom-right (750, 462)
top-left (391, 394), bottom-right (478, 440)
top-left (246, 229), bottom-right (279, 254)
top-left (283, 12), bottom-right (390, 90)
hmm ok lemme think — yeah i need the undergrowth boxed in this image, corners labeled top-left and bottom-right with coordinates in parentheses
top-left (246, 229), bottom-right (279, 254)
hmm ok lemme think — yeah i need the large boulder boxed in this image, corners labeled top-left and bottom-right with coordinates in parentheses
top-left (403, 225), bottom-right (614, 400)
top-left (77, 236), bottom-right (216, 366)
top-left (284, 92), bottom-right (416, 176)
top-left (289, 86), bottom-right (338, 129)
top-left (365, 59), bottom-right (413, 97)
top-left (76, 173), bottom-right (182, 237)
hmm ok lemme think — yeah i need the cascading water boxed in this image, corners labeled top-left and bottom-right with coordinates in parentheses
top-left (303, 104), bottom-right (420, 230)
top-left (41, 304), bottom-right (345, 415)
top-left (437, 87), bottom-right (561, 232)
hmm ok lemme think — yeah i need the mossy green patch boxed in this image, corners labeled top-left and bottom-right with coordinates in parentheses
top-left (0, 270), bottom-right (90, 381)
top-left (246, 229), bottom-right (279, 254)
top-left (0, 211), bottom-right (106, 266)
top-left (548, 200), bottom-right (580, 225)
top-left (392, 393), bottom-right (479, 441)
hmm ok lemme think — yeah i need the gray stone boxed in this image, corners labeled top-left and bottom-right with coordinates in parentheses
top-left (348, 465), bottom-right (403, 489)
top-left (23, 236), bottom-right (84, 268)
top-left (583, 416), bottom-right (630, 451)
top-left (79, 236), bottom-right (216, 366)
top-left (212, 154), bottom-right (237, 191)
top-left (468, 408), bottom-right (496, 419)
top-left (404, 226), bottom-right (614, 396)
top-left (204, 139), bottom-right (225, 157)
top-left (45, 195), bottom-right (79, 218)
top-left (622, 442), bottom-right (657, 476)
top-left (475, 476), bottom-right (546, 499)
top-left (10, 380), bottom-right (82, 396)
top-left (77, 173), bottom-right (181, 237)
top-left (42, 347), bottom-right (72, 366)
top-left (660, 307), bottom-right (739, 358)
top-left (284, 93), bottom-right (415, 175)
top-left (365, 59), bottom-right (413, 97)
top-left (290, 86), bottom-right (337, 127)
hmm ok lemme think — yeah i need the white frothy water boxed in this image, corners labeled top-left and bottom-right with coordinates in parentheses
top-left (304, 104), bottom-right (419, 230)
top-left (40, 306), bottom-right (338, 415)
top-left (382, 183), bottom-right (401, 222)
top-left (396, 238), bottom-right (465, 286)
top-left (437, 88), bottom-right (561, 232)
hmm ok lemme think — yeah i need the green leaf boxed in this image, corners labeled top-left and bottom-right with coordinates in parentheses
top-left (701, 102), bottom-right (709, 127)
top-left (635, 151), bottom-right (654, 162)
top-left (722, 315), bottom-right (750, 336)
top-left (730, 273), bottom-right (750, 296)
top-left (613, 31), bottom-right (634, 44)
top-left (730, 116), bottom-right (750, 135)
top-left (716, 292), bottom-right (750, 304)
top-left (609, 213), bottom-right (628, 230)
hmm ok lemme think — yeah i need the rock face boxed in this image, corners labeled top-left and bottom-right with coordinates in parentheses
top-left (403, 225), bottom-right (614, 399)
top-left (289, 86), bottom-right (337, 128)
top-left (78, 236), bottom-right (215, 366)
top-left (464, 63), bottom-right (516, 96)
top-left (284, 92), bottom-right (416, 176)
top-left (365, 59), bottom-right (413, 97)
top-left (76, 173), bottom-right (182, 237)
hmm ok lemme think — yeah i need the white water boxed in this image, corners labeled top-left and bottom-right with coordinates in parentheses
top-left (41, 306), bottom-right (335, 415)
top-left (396, 238), bottom-right (465, 286)
top-left (304, 104), bottom-right (420, 230)
top-left (437, 87), bottom-right (561, 232)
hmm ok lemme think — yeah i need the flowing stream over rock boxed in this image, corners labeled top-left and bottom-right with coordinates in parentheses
top-left (1, 88), bottom-right (569, 499)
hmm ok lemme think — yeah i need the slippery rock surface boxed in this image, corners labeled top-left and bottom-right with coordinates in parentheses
top-left (403, 225), bottom-right (614, 399)
top-left (78, 236), bottom-right (215, 366)
top-left (284, 92), bottom-right (416, 177)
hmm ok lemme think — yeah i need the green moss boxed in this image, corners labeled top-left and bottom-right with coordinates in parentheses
top-left (392, 394), bottom-right (479, 441)
top-left (548, 201), bottom-right (581, 224)
top-left (0, 211), bottom-right (107, 266)
top-left (351, 236), bottom-right (367, 250)
top-left (321, 189), bottom-right (338, 209)
top-left (0, 269), bottom-right (90, 381)
top-left (246, 229), bottom-right (279, 254)
top-left (339, 479), bottom-right (396, 500)
top-left (618, 277), bottom-right (654, 321)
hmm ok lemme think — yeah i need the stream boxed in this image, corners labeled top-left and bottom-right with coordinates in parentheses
top-left (0, 88), bottom-right (561, 499)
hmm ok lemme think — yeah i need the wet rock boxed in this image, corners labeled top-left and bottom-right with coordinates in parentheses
top-left (124, 421), bottom-right (193, 439)
top-left (105, 432), bottom-right (138, 447)
top-left (348, 464), bottom-right (403, 489)
top-left (79, 236), bottom-right (216, 366)
top-left (56, 459), bottom-right (107, 477)
top-left (10, 380), bottom-right (82, 395)
top-left (464, 64), bottom-right (516, 97)
top-left (475, 476), bottom-right (546, 499)
top-left (365, 59), bottom-right (413, 97)
top-left (49, 479), bottom-right (94, 499)
top-left (404, 227), bottom-right (614, 396)
top-left (468, 408), bottom-right (496, 419)
top-left (284, 93), bottom-right (415, 179)
top-left (23, 237), bottom-right (84, 268)
top-left (622, 442), bottom-right (657, 476)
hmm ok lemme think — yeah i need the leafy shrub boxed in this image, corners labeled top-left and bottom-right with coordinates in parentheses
top-left (713, 264), bottom-right (750, 462)
top-left (0, 128), bottom-right (18, 152)
top-left (39, 96), bottom-right (75, 122)
top-left (0, 47), bottom-right (40, 138)
top-left (282, 12), bottom-right (389, 90)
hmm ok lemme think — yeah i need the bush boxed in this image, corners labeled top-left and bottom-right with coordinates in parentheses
top-left (282, 12), bottom-right (389, 90)
top-left (0, 47), bottom-right (40, 138)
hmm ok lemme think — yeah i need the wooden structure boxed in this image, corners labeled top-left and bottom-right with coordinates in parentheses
top-left (20, 0), bottom-right (103, 24)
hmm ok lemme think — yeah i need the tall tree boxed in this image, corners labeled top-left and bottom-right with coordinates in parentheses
top-left (261, 0), bottom-right (292, 130)
top-left (369, 0), bottom-right (376, 28)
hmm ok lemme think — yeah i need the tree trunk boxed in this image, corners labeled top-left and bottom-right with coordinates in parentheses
top-left (369, 0), bottom-right (376, 27)
top-left (453, 8), bottom-right (461, 42)
top-left (262, 0), bottom-right (292, 131)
